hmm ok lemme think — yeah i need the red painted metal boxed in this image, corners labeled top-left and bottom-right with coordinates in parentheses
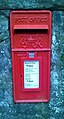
top-left (10, 10), bottom-right (52, 102)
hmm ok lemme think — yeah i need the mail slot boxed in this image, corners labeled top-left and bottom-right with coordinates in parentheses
top-left (10, 10), bottom-right (52, 102)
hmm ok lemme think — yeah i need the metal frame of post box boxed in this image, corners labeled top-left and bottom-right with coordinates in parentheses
top-left (10, 10), bottom-right (52, 102)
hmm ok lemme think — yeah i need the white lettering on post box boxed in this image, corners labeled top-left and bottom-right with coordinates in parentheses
top-left (24, 60), bottom-right (39, 88)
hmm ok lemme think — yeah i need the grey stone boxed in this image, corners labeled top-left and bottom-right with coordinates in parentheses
top-left (0, 0), bottom-right (64, 10)
top-left (0, 0), bottom-right (53, 9)
top-left (0, 14), bottom-right (9, 43)
top-left (49, 11), bottom-right (64, 119)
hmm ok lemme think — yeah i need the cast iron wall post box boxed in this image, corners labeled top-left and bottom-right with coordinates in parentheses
top-left (10, 10), bottom-right (52, 102)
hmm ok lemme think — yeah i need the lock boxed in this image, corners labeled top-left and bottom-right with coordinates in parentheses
top-left (10, 10), bottom-right (52, 102)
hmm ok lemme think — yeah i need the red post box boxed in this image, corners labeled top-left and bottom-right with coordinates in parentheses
top-left (10, 10), bottom-right (52, 102)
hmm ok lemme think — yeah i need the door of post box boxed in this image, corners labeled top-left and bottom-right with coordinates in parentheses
top-left (10, 10), bottom-right (52, 102)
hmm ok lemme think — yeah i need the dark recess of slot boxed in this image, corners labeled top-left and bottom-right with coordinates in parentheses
top-left (14, 29), bottom-right (48, 34)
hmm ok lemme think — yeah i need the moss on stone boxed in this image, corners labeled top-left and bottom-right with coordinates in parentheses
top-left (60, 54), bottom-right (64, 61)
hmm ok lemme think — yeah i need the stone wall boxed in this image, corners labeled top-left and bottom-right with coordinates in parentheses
top-left (0, 0), bottom-right (64, 10)
top-left (0, 1), bottom-right (64, 119)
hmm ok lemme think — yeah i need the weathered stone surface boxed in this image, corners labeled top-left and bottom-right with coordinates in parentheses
top-left (49, 11), bottom-right (64, 119)
top-left (0, 0), bottom-right (52, 9)
top-left (0, 10), bottom-right (10, 43)
top-left (0, 0), bottom-right (64, 10)
top-left (0, 10), bottom-right (64, 119)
